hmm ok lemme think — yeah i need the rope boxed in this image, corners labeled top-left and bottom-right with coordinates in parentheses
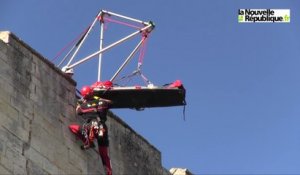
top-left (113, 35), bottom-right (152, 86)
top-left (76, 88), bottom-right (82, 98)
top-left (183, 104), bottom-right (186, 121)
top-left (102, 17), bottom-right (142, 30)
top-left (51, 26), bottom-right (90, 63)
top-left (96, 16), bottom-right (152, 86)
top-left (113, 70), bottom-right (138, 86)
top-left (138, 35), bottom-right (148, 67)
top-left (182, 97), bottom-right (187, 121)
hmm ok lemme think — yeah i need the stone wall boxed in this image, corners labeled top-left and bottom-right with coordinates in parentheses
top-left (0, 31), bottom-right (170, 175)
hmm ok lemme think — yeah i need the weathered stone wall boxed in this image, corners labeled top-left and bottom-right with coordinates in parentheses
top-left (0, 31), bottom-right (169, 175)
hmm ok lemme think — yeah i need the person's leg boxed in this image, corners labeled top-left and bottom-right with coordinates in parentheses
top-left (69, 124), bottom-right (94, 149)
top-left (97, 122), bottom-right (112, 175)
top-left (68, 124), bottom-right (82, 139)
top-left (99, 146), bottom-right (112, 175)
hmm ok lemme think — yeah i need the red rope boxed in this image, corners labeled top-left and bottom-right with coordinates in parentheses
top-left (138, 35), bottom-right (148, 65)
top-left (51, 26), bottom-right (90, 62)
top-left (98, 16), bottom-right (149, 66)
top-left (102, 17), bottom-right (142, 30)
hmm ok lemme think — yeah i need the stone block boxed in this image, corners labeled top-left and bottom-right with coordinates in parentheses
top-left (4, 34), bottom-right (35, 61)
top-left (32, 111), bottom-right (62, 142)
top-left (34, 61), bottom-right (52, 88)
top-left (19, 114), bottom-right (31, 133)
top-left (5, 48), bottom-right (23, 74)
top-left (0, 156), bottom-right (13, 173)
top-left (23, 147), bottom-right (44, 168)
top-left (87, 153), bottom-right (105, 175)
top-left (0, 165), bottom-right (11, 174)
top-left (47, 140), bottom-right (69, 170)
top-left (0, 51), bottom-right (7, 66)
top-left (0, 31), bottom-right (10, 43)
top-left (63, 136), bottom-right (86, 157)
top-left (68, 149), bottom-right (88, 174)
top-left (1, 119), bottom-right (23, 144)
top-left (25, 159), bottom-right (47, 175)
top-left (1, 146), bottom-right (26, 174)
top-left (42, 157), bottom-right (59, 175)
top-left (33, 103), bottom-right (62, 132)
top-left (0, 84), bottom-right (10, 104)
top-left (30, 123), bottom-right (49, 156)
top-left (0, 100), bottom-right (19, 121)
top-left (0, 57), bottom-right (13, 81)
top-left (58, 169), bottom-right (67, 175)
top-left (67, 163), bottom-right (83, 175)
top-left (5, 131), bottom-right (24, 155)
top-left (10, 94), bottom-right (34, 121)
top-left (0, 127), bottom-right (9, 144)
top-left (0, 113), bottom-right (30, 143)
top-left (170, 168), bottom-right (192, 175)
top-left (62, 104), bottom-right (76, 120)
top-left (0, 73), bottom-right (16, 98)
top-left (12, 160), bottom-right (26, 175)
top-left (0, 139), bottom-right (5, 157)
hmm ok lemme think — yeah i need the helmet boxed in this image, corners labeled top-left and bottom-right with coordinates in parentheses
top-left (80, 86), bottom-right (92, 97)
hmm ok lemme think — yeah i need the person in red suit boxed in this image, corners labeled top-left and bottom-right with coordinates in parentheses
top-left (69, 86), bottom-right (112, 175)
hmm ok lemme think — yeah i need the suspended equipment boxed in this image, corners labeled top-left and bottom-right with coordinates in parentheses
top-left (55, 10), bottom-right (186, 109)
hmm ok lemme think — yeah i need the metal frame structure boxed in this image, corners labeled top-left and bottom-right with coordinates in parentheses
top-left (58, 10), bottom-right (186, 110)
top-left (60, 10), bottom-right (155, 82)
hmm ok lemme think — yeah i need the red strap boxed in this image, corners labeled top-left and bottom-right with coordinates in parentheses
top-left (51, 26), bottom-right (90, 62)
top-left (138, 35), bottom-right (148, 65)
top-left (101, 16), bottom-right (142, 29)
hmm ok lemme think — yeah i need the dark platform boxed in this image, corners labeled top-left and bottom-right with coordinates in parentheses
top-left (93, 86), bottom-right (186, 109)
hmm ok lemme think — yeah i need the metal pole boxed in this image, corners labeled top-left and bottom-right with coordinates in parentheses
top-left (67, 25), bottom-right (152, 69)
top-left (101, 10), bottom-right (150, 25)
top-left (66, 11), bottom-right (103, 67)
top-left (110, 37), bottom-right (146, 82)
top-left (58, 44), bottom-right (76, 67)
top-left (98, 18), bottom-right (104, 81)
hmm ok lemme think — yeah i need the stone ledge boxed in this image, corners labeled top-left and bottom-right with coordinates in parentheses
top-left (0, 31), bottom-right (76, 86)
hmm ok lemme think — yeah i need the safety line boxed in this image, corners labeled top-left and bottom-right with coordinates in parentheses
top-left (102, 17), bottom-right (142, 30)
top-left (51, 26), bottom-right (90, 63)
top-left (138, 35), bottom-right (148, 65)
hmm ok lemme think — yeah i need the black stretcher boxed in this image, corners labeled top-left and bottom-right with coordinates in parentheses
top-left (93, 85), bottom-right (186, 109)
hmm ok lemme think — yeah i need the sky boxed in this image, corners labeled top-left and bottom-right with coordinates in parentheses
top-left (1, 0), bottom-right (300, 174)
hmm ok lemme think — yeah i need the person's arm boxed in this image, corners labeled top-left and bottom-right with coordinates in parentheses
top-left (100, 98), bottom-right (112, 104)
top-left (94, 96), bottom-right (112, 104)
top-left (76, 104), bottom-right (82, 115)
top-left (76, 98), bottom-right (86, 115)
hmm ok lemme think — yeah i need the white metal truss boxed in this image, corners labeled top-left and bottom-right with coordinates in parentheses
top-left (59, 10), bottom-right (155, 82)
